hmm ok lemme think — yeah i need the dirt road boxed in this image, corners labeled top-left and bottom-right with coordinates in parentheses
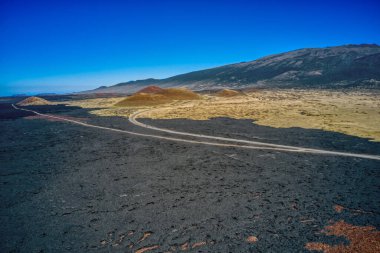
top-left (12, 104), bottom-right (380, 160)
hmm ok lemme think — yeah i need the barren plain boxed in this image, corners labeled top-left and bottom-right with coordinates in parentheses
top-left (1, 88), bottom-right (380, 252)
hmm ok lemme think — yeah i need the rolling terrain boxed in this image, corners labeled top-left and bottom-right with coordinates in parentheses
top-left (83, 44), bottom-right (380, 94)
top-left (1, 99), bottom-right (380, 252)
top-left (2, 44), bottom-right (380, 253)
top-left (66, 89), bottom-right (380, 142)
top-left (114, 88), bottom-right (200, 107)
top-left (17, 96), bottom-right (53, 106)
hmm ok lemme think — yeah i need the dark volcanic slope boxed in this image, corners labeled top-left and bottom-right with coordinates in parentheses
top-left (85, 44), bottom-right (380, 93)
top-left (1, 104), bottom-right (380, 252)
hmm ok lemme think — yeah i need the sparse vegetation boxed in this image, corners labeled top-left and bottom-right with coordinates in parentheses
top-left (17, 96), bottom-right (52, 106)
top-left (144, 90), bottom-right (380, 141)
top-left (216, 89), bottom-right (243, 97)
top-left (136, 85), bottom-right (164, 94)
top-left (114, 87), bottom-right (200, 107)
top-left (65, 89), bottom-right (380, 141)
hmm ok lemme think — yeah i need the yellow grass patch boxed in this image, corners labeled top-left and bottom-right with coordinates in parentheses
top-left (63, 89), bottom-right (380, 141)
top-left (142, 90), bottom-right (380, 141)
top-left (216, 89), bottom-right (244, 97)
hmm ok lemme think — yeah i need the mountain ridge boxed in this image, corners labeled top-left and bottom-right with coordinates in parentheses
top-left (82, 44), bottom-right (380, 94)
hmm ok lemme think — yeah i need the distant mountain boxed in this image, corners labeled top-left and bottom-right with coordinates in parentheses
top-left (36, 92), bottom-right (57, 96)
top-left (82, 44), bottom-right (380, 94)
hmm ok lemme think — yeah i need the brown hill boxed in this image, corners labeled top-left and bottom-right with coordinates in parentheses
top-left (158, 88), bottom-right (200, 100)
top-left (216, 89), bottom-right (243, 97)
top-left (136, 85), bottom-right (164, 94)
top-left (115, 88), bottom-right (200, 107)
top-left (17, 96), bottom-right (52, 106)
top-left (115, 93), bottom-right (170, 106)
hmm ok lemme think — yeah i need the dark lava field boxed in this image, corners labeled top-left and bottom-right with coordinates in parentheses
top-left (1, 101), bottom-right (379, 252)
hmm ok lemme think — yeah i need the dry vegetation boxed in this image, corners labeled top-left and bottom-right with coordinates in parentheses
top-left (62, 97), bottom-right (135, 117)
top-left (115, 87), bottom-right (200, 106)
top-left (115, 93), bottom-right (172, 106)
top-left (64, 89), bottom-right (380, 141)
top-left (64, 97), bottom-right (126, 108)
top-left (305, 220), bottom-right (380, 253)
top-left (216, 89), bottom-right (244, 97)
top-left (136, 85), bottom-right (164, 94)
top-left (17, 96), bottom-right (53, 106)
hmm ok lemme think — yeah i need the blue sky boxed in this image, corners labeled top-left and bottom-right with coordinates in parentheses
top-left (1, 0), bottom-right (379, 96)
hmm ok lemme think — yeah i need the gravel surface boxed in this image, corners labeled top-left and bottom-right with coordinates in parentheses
top-left (1, 103), bottom-right (379, 252)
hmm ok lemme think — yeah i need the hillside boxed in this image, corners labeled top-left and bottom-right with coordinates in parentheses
top-left (216, 89), bottom-right (244, 97)
top-left (83, 44), bottom-right (380, 94)
top-left (115, 87), bottom-right (200, 106)
top-left (136, 85), bottom-right (164, 94)
top-left (17, 96), bottom-right (52, 106)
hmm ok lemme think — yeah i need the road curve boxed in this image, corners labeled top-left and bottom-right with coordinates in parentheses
top-left (129, 109), bottom-right (380, 161)
top-left (12, 104), bottom-right (380, 161)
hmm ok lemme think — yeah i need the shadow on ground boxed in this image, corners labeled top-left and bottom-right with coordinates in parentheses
top-left (1, 103), bottom-right (379, 252)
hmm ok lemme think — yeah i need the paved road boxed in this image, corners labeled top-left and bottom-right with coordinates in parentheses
top-left (12, 104), bottom-right (380, 160)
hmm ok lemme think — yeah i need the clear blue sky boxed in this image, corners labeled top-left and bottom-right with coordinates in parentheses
top-left (1, 0), bottom-right (379, 96)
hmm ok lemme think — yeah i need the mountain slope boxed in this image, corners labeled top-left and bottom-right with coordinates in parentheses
top-left (83, 44), bottom-right (380, 93)
top-left (17, 96), bottom-right (53, 106)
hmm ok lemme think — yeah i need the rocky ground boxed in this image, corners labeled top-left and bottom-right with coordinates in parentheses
top-left (1, 102), bottom-right (379, 252)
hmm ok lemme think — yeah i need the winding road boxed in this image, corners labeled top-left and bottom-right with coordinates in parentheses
top-left (12, 104), bottom-right (380, 161)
